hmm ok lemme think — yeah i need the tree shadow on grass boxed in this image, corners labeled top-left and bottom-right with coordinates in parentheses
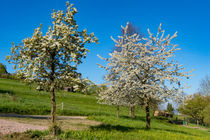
top-left (90, 124), bottom-right (136, 132)
top-left (0, 89), bottom-right (14, 95)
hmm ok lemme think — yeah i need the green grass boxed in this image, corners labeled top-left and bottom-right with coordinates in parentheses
top-left (0, 78), bottom-right (210, 140)
top-left (0, 78), bottom-right (136, 116)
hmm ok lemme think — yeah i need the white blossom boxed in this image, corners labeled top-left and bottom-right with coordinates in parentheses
top-left (7, 2), bottom-right (98, 90)
top-left (98, 22), bottom-right (192, 108)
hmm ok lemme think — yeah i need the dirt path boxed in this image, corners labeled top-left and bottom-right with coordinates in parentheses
top-left (0, 114), bottom-right (101, 135)
top-left (0, 119), bottom-right (47, 135)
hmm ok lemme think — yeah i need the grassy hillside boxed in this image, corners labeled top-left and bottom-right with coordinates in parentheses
top-left (0, 78), bottom-right (210, 140)
top-left (0, 78), bottom-right (138, 116)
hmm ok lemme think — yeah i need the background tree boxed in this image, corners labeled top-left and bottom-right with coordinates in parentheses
top-left (98, 79), bottom-right (126, 119)
top-left (98, 23), bottom-right (192, 129)
top-left (73, 78), bottom-right (99, 94)
top-left (98, 41), bottom-right (141, 119)
top-left (179, 76), bottom-right (210, 126)
top-left (166, 103), bottom-right (174, 114)
top-left (178, 94), bottom-right (208, 125)
top-left (0, 63), bottom-right (8, 76)
top-left (7, 1), bottom-right (97, 135)
top-left (203, 103), bottom-right (210, 126)
top-left (108, 22), bottom-right (144, 118)
top-left (199, 75), bottom-right (210, 95)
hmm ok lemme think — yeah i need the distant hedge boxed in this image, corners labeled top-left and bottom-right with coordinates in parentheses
top-left (0, 73), bottom-right (20, 80)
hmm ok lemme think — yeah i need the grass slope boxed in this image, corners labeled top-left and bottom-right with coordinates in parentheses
top-left (0, 78), bottom-right (210, 140)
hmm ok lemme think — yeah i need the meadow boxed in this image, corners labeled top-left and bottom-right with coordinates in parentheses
top-left (0, 78), bottom-right (210, 140)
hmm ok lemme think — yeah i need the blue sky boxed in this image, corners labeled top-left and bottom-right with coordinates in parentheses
top-left (0, 0), bottom-right (209, 94)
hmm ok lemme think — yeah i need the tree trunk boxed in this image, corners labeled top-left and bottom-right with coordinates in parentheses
top-left (116, 105), bottom-right (119, 119)
top-left (49, 52), bottom-right (57, 136)
top-left (130, 106), bottom-right (135, 118)
top-left (50, 83), bottom-right (56, 136)
top-left (145, 99), bottom-right (150, 129)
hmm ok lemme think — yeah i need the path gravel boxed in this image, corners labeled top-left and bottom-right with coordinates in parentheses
top-left (0, 119), bottom-right (48, 134)
top-left (0, 114), bottom-right (100, 135)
